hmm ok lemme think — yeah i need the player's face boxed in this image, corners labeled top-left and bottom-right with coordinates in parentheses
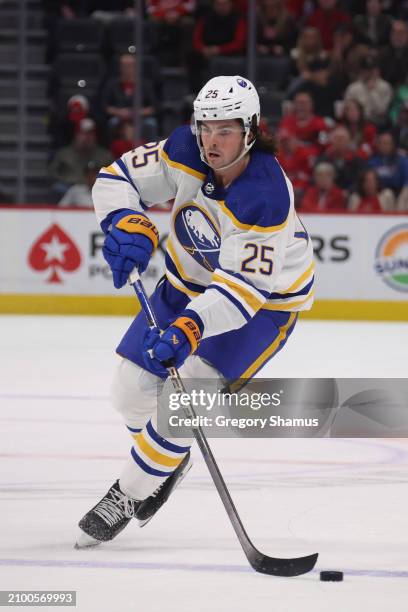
top-left (200, 120), bottom-right (245, 170)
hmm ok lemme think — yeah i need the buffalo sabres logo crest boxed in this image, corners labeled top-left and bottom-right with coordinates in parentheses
top-left (174, 203), bottom-right (221, 272)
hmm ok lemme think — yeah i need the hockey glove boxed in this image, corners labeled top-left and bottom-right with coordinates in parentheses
top-left (143, 311), bottom-right (204, 376)
top-left (103, 210), bottom-right (159, 289)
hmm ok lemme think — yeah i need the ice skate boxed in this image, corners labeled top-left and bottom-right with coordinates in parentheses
top-left (136, 451), bottom-right (192, 526)
top-left (76, 480), bottom-right (141, 548)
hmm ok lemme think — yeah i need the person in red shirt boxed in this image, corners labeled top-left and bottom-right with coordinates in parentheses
top-left (276, 129), bottom-right (314, 204)
top-left (337, 98), bottom-right (377, 160)
top-left (306, 0), bottom-right (352, 50)
top-left (349, 168), bottom-right (396, 212)
top-left (278, 91), bottom-right (330, 156)
top-left (147, 0), bottom-right (195, 20)
top-left (300, 161), bottom-right (347, 212)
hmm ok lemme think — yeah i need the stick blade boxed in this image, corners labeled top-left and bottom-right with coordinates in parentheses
top-left (249, 550), bottom-right (318, 577)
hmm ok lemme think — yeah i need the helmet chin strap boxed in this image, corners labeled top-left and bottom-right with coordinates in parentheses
top-left (199, 130), bottom-right (256, 172)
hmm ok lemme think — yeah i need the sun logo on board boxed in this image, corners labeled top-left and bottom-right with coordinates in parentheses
top-left (374, 224), bottom-right (408, 292)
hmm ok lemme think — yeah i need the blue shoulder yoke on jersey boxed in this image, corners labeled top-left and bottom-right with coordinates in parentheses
top-left (204, 150), bottom-right (291, 231)
top-left (162, 125), bottom-right (207, 180)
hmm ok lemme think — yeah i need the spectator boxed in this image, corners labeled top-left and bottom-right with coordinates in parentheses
top-left (51, 94), bottom-right (91, 149)
top-left (306, 0), bottom-right (352, 51)
top-left (367, 131), bottom-right (408, 198)
top-left (110, 120), bottom-right (138, 158)
top-left (329, 23), bottom-right (359, 90)
top-left (58, 161), bottom-right (99, 208)
top-left (278, 91), bottom-right (331, 155)
top-left (353, 0), bottom-right (391, 48)
top-left (300, 162), bottom-right (347, 212)
top-left (100, 53), bottom-right (158, 142)
top-left (379, 20), bottom-right (408, 88)
top-left (349, 168), bottom-right (396, 212)
top-left (49, 118), bottom-right (112, 197)
top-left (290, 27), bottom-right (328, 78)
top-left (344, 54), bottom-right (393, 125)
top-left (276, 129), bottom-right (313, 204)
top-left (148, 0), bottom-right (195, 67)
top-left (256, 0), bottom-right (298, 56)
top-left (189, 0), bottom-right (246, 91)
top-left (286, 0), bottom-right (314, 20)
top-left (337, 98), bottom-right (377, 159)
top-left (147, 0), bottom-right (195, 21)
top-left (318, 125), bottom-right (365, 191)
top-left (289, 57), bottom-right (343, 118)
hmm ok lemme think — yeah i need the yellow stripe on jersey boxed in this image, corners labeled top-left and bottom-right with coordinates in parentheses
top-left (239, 313), bottom-right (297, 379)
top-left (161, 150), bottom-right (207, 181)
top-left (217, 200), bottom-right (289, 233)
top-left (262, 291), bottom-right (314, 311)
top-left (135, 433), bottom-right (183, 468)
top-left (284, 262), bottom-right (315, 293)
top-left (167, 237), bottom-right (207, 284)
top-left (103, 164), bottom-right (119, 176)
top-left (212, 272), bottom-right (264, 313)
top-left (165, 271), bottom-right (201, 297)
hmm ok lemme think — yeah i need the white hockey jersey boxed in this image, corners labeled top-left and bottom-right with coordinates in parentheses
top-left (93, 126), bottom-right (314, 339)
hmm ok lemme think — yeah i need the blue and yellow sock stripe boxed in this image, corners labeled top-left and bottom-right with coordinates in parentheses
top-left (130, 419), bottom-right (190, 478)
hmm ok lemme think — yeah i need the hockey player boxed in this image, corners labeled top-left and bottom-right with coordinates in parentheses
top-left (76, 76), bottom-right (314, 547)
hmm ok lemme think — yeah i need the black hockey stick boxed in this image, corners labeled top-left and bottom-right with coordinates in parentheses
top-left (129, 269), bottom-right (318, 577)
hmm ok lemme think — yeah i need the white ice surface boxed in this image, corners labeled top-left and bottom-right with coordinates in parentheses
top-left (1, 316), bottom-right (408, 612)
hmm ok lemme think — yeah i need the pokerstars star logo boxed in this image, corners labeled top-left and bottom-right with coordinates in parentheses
top-left (28, 224), bottom-right (81, 283)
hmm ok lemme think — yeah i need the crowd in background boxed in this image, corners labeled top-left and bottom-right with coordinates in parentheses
top-left (44, 0), bottom-right (408, 213)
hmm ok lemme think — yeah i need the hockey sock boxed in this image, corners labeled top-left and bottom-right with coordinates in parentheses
top-left (119, 416), bottom-right (192, 500)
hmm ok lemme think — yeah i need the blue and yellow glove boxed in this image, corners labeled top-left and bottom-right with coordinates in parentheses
top-left (103, 210), bottom-right (159, 289)
top-left (143, 311), bottom-right (204, 376)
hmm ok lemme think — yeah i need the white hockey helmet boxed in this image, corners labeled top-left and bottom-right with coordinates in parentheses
top-left (193, 75), bottom-right (261, 169)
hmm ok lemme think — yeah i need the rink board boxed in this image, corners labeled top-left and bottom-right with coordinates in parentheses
top-left (0, 207), bottom-right (407, 320)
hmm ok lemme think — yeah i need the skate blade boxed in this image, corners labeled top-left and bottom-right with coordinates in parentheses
top-left (75, 529), bottom-right (103, 549)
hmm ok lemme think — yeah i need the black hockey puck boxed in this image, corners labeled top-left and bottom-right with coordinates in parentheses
top-left (320, 571), bottom-right (343, 582)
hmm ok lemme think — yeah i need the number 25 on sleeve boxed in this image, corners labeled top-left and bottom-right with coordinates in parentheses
top-left (241, 243), bottom-right (274, 275)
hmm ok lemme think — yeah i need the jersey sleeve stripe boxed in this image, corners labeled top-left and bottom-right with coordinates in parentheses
top-left (217, 199), bottom-right (289, 233)
top-left (115, 158), bottom-right (140, 193)
top-left (284, 261), bottom-right (315, 293)
top-left (238, 313), bottom-right (297, 379)
top-left (294, 231), bottom-right (308, 240)
top-left (97, 172), bottom-right (129, 182)
top-left (207, 283), bottom-right (252, 322)
top-left (104, 164), bottom-right (119, 176)
top-left (165, 271), bottom-right (202, 297)
top-left (219, 268), bottom-right (271, 298)
top-left (212, 270), bottom-right (265, 312)
top-left (166, 237), bottom-right (208, 286)
top-left (161, 149), bottom-right (207, 181)
top-left (269, 277), bottom-right (314, 300)
top-left (262, 291), bottom-right (314, 310)
top-left (165, 252), bottom-right (206, 294)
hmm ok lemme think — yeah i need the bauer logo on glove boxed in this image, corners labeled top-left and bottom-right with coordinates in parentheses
top-left (102, 209), bottom-right (159, 289)
top-left (142, 311), bottom-right (204, 376)
top-left (116, 214), bottom-right (159, 247)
